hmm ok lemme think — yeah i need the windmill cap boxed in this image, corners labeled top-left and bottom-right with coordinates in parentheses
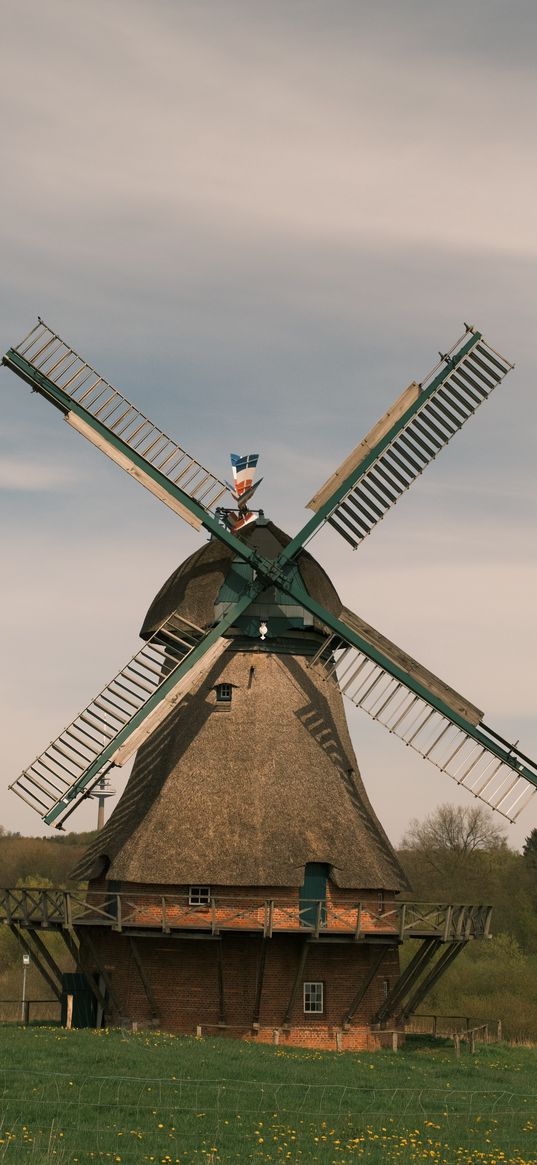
top-left (140, 520), bottom-right (342, 639)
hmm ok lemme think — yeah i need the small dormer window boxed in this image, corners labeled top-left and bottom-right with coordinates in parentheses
top-left (216, 683), bottom-right (233, 704)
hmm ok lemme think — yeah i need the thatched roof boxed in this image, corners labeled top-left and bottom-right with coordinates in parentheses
top-left (72, 521), bottom-right (410, 892)
top-left (72, 649), bottom-right (408, 890)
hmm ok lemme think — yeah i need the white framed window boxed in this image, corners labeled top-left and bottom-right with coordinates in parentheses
top-left (216, 683), bottom-right (233, 704)
top-left (189, 885), bottom-right (210, 906)
top-left (377, 890), bottom-right (385, 913)
top-left (303, 981), bottom-right (324, 1014)
top-left (382, 978), bottom-right (390, 999)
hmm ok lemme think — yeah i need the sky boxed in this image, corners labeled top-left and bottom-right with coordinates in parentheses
top-left (1, 0), bottom-right (536, 851)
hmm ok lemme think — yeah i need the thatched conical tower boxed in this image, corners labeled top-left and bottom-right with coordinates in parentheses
top-left (72, 520), bottom-right (409, 1049)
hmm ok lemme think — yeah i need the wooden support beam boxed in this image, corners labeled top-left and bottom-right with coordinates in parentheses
top-left (57, 927), bottom-right (108, 1012)
top-left (10, 925), bottom-right (62, 1002)
top-left (21, 927), bottom-right (64, 993)
top-left (59, 927), bottom-right (81, 965)
top-left (374, 938), bottom-right (441, 1025)
top-left (83, 931), bottom-right (122, 1015)
top-left (129, 937), bottom-right (159, 1023)
top-left (342, 946), bottom-right (389, 1028)
top-left (252, 938), bottom-right (268, 1027)
top-left (400, 942), bottom-right (465, 1023)
top-left (216, 940), bottom-right (226, 1025)
top-left (282, 941), bottom-right (309, 1028)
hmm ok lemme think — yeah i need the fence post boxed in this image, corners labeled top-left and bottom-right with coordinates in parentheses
top-left (392, 1031), bottom-right (398, 1052)
top-left (497, 1019), bottom-right (502, 1042)
top-left (454, 1034), bottom-right (460, 1059)
top-left (66, 994), bottom-right (73, 1030)
top-left (470, 1030), bottom-right (476, 1054)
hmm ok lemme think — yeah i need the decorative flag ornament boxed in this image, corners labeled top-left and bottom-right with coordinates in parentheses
top-left (225, 453), bottom-right (262, 533)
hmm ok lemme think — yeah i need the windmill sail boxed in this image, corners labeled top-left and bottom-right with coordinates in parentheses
top-left (304, 328), bottom-right (514, 550)
top-left (9, 595), bottom-right (254, 828)
top-left (308, 606), bottom-right (537, 822)
top-left (3, 320), bottom-right (228, 530)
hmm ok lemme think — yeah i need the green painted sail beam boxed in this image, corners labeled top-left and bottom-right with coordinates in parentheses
top-left (271, 578), bottom-right (537, 796)
top-left (278, 330), bottom-right (483, 563)
top-left (42, 589), bottom-right (256, 827)
top-left (2, 348), bottom-right (266, 573)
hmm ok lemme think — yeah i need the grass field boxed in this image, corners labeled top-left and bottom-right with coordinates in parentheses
top-left (0, 1027), bottom-right (536, 1164)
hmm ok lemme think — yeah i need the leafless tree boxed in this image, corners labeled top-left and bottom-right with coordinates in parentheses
top-left (401, 803), bottom-right (506, 874)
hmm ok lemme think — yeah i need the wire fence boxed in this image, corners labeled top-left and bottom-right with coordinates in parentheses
top-left (1, 1066), bottom-right (536, 1163)
top-left (0, 1002), bottom-right (60, 1026)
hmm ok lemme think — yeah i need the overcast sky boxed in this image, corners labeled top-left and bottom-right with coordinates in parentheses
top-left (1, 0), bottom-right (536, 850)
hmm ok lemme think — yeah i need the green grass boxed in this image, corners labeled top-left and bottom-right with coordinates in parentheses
top-left (0, 1027), bottom-right (536, 1163)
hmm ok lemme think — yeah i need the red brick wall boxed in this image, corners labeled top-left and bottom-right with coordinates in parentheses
top-left (85, 879), bottom-right (398, 936)
top-left (78, 927), bottom-right (400, 1052)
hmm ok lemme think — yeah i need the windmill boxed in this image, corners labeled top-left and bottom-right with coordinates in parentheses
top-left (2, 318), bottom-right (536, 1045)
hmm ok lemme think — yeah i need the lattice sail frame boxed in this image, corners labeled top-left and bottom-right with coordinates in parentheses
top-left (9, 319), bottom-right (228, 522)
top-left (309, 635), bottom-right (536, 822)
top-left (10, 616), bottom-right (221, 827)
top-left (305, 328), bottom-right (514, 549)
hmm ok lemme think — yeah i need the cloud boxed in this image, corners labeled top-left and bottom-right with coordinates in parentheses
top-left (0, 455), bottom-right (82, 492)
top-left (2, 0), bottom-right (537, 272)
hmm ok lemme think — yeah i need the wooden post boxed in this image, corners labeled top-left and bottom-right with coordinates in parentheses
top-left (342, 946), bottom-right (388, 1028)
top-left (129, 938), bottom-right (160, 1024)
top-left (112, 893), bottom-right (122, 932)
top-left (252, 939), bottom-right (267, 1028)
top-left (64, 891), bottom-right (73, 930)
top-left (392, 1031), bottom-right (398, 1052)
top-left (161, 897), bottom-right (170, 935)
top-left (470, 1030), bottom-right (476, 1054)
top-left (282, 941), bottom-right (309, 1028)
top-left (454, 1034), bottom-right (460, 1058)
top-left (66, 994), bottom-right (73, 1030)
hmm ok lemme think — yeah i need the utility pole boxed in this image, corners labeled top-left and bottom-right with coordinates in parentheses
top-left (91, 774), bottom-right (115, 830)
top-left (21, 952), bottom-right (30, 1023)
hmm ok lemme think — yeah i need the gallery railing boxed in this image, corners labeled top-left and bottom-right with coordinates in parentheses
top-left (1, 888), bottom-right (492, 941)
